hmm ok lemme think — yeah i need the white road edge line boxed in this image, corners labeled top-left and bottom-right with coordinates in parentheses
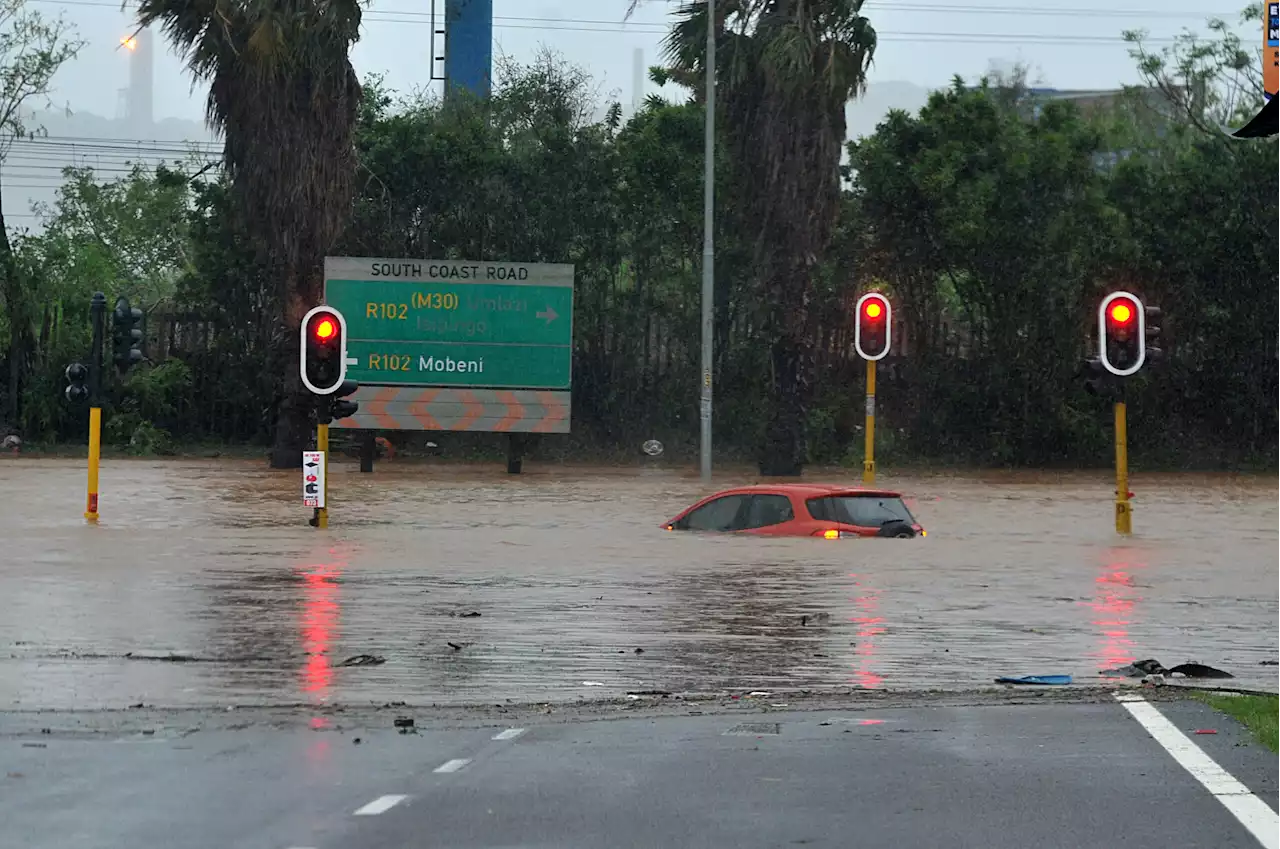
top-left (492, 727), bottom-right (526, 741)
top-left (353, 794), bottom-right (408, 816)
top-left (433, 758), bottom-right (472, 774)
top-left (1115, 693), bottom-right (1279, 849)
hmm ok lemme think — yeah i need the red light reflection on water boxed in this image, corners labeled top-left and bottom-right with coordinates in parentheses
top-left (1084, 551), bottom-right (1144, 676)
top-left (299, 559), bottom-right (342, 702)
top-left (848, 573), bottom-right (886, 689)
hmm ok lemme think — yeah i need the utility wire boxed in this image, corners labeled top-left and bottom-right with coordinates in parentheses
top-left (23, 0), bottom-right (1205, 44)
top-left (29, 0), bottom-right (1244, 21)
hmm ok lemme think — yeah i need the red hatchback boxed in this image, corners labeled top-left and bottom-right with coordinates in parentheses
top-left (663, 483), bottom-right (925, 539)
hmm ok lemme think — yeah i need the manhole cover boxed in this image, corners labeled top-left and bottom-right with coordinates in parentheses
top-left (725, 722), bottom-right (781, 736)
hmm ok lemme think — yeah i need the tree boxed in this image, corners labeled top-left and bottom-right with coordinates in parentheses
top-left (848, 79), bottom-right (1122, 464)
top-left (0, 0), bottom-right (81, 427)
top-left (632, 0), bottom-right (877, 475)
top-left (133, 0), bottom-right (365, 468)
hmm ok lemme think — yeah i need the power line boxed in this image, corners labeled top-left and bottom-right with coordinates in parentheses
top-left (30, 0), bottom-right (1244, 20)
top-left (23, 0), bottom-right (1203, 44)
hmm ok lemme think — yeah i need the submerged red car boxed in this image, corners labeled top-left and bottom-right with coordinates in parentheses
top-left (663, 483), bottom-right (925, 539)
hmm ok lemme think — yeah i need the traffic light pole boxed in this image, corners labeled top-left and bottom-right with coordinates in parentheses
top-left (315, 419), bottom-right (330, 530)
top-left (863, 359), bottom-right (876, 485)
top-left (1114, 399), bottom-right (1131, 534)
top-left (85, 292), bottom-right (106, 523)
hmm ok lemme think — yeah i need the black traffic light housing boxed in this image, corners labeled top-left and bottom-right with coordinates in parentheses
top-left (300, 306), bottom-right (349, 395)
top-left (854, 293), bottom-right (892, 361)
top-left (1098, 291), bottom-right (1145, 376)
top-left (1143, 304), bottom-right (1164, 365)
top-left (328, 379), bottom-right (360, 423)
top-left (65, 362), bottom-right (90, 404)
top-left (1079, 357), bottom-right (1116, 398)
top-left (111, 296), bottom-right (144, 374)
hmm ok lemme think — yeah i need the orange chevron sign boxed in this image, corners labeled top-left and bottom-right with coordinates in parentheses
top-left (332, 387), bottom-right (570, 433)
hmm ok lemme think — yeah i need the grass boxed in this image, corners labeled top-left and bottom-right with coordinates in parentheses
top-left (1194, 692), bottom-right (1279, 753)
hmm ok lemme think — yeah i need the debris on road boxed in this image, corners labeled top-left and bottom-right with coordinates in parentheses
top-left (338, 654), bottom-right (386, 667)
top-left (1193, 729), bottom-right (1218, 735)
top-left (1100, 659), bottom-right (1234, 679)
top-left (393, 717), bottom-right (414, 729)
top-left (1260, 660), bottom-right (1278, 666)
top-left (582, 681), bottom-right (606, 687)
top-left (1167, 663), bottom-right (1233, 679)
top-left (453, 611), bottom-right (482, 618)
top-left (994, 675), bottom-right (1072, 686)
top-left (124, 652), bottom-right (199, 662)
top-left (625, 690), bottom-right (672, 697)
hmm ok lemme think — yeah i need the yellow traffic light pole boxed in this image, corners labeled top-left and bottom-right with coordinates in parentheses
top-left (85, 407), bottom-right (101, 522)
top-left (863, 359), bottom-right (876, 485)
top-left (316, 421), bottom-right (330, 529)
top-left (1114, 400), bottom-right (1131, 534)
top-left (84, 292), bottom-right (106, 523)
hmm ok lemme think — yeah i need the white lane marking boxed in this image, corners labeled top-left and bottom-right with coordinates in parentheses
top-left (492, 727), bottom-right (526, 741)
top-left (353, 794), bottom-right (408, 816)
top-left (1115, 694), bottom-right (1279, 849)
top-left (433, 758), bottom-right (472, 774)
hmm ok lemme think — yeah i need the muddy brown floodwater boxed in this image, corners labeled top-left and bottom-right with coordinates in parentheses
top-left (0, 457), bottom-right (1275, 710)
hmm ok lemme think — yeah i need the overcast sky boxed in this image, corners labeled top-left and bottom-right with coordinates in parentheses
top-left (37, 0), bottom-right (1255, 126)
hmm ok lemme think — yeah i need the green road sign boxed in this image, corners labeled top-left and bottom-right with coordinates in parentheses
top-left (324, 257), bottom-right (574, 389)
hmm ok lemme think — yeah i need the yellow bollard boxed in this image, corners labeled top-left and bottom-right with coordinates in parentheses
top-left (1114, 401), bottom-right (1131, 534)
top-left (863, 359), bottom-right (876, 485)
top-left (85, 406), bottom-right (101, 522)
top-left (316, 422), bottom-right (329, 529)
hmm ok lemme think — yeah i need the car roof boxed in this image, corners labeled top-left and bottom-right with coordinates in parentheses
top-left (707, 483), bottom-right (902, 499)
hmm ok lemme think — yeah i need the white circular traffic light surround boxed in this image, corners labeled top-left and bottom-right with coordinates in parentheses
top-left (854, 293), bottom-right (892, 361)
top-left (1098, 291), bottom-right (1146, 377)
top-left (300, 305), bottom-right (349, 395)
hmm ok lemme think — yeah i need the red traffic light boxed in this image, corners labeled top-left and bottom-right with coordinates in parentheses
top-left (300, 306), bottom-right (348, 395)
top-left (1109, 303), bottom-right (1133, 325)
top-left (854, 293), bottom-right (892, 361)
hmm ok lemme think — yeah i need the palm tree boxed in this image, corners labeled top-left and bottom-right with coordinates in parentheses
top-left (630, 0), bottom-right (876, 474)
top-left (133, 0), bottom-right (365, 468)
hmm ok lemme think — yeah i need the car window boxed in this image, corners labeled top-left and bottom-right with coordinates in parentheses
top-left (807, 495), bottom-right (915, 527)
top-left (682, 495), bottom-right (747, 532)
top-left (742, 494), bottom-right (795, 530)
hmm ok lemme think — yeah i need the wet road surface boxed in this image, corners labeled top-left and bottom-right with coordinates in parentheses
top-left (0, 458), bottom-right (1276, 709)
top-left (2, 697), bottom-right (1276, 849)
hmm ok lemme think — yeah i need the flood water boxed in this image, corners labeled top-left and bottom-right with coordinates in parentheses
top-left (0, 457), bottom-right (1275, 710)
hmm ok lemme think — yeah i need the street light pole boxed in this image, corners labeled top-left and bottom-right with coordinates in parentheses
top-left (699, 0), bottom-right (715, 484)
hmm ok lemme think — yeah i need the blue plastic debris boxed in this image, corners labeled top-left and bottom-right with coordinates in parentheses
top-left (994, 674), bottom-right (1073, 686)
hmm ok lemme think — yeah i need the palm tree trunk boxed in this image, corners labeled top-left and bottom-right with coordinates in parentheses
top-left (268, 283), bottom-right (312, 469)
top-left (759, 328), bottom-right (810, 476)
top-left (0, 191), bottom-right (26, 426)
top-left (758, 262), bottom-right (813, 477)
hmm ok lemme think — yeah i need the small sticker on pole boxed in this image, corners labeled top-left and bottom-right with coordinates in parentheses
top-left (303, 451), bottom-right (326, 508)
top-left (865, 396), bottom-right (876, 417)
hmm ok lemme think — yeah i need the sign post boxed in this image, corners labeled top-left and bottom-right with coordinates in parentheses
top-left (323, 257), bottom-right (574, 470)
top-left (303, 449), bottom-right (326, 527)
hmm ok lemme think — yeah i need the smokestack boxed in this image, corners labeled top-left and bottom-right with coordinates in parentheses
top-left (632, 48), bottom-right (644, 116)
top-left (127, 28), bottom-right (154, 136)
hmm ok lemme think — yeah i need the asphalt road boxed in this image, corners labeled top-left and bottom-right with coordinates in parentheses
top-left (3, 697), bottom-right (1276, 849)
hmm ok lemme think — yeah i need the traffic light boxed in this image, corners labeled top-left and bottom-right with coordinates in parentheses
top-left (1144, 304), bottom-right (1164, 365)
top-left (854, 293), bottom-right (892, 361)
top-left (111, 297), bottom-right (144, 373)
top-left (1079, 357), bottom-right (1114, 398)
top-left (326, 379), bottom-right (361, 424)
top-left (65, 362), bottom-right (90, 404)
top-left (300, 305), bottom-right (349, 395)
top-left (1098, 291), bottom-right (1146, 376)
